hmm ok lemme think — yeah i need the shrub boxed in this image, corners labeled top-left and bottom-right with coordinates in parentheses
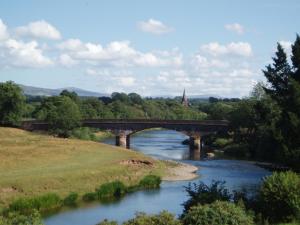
top-left (82, 192), bottom-right (97, 202)
top-left (259, 171), bottom-right (300, 223)
top-left (9, 193), bottom-right (62, 214)
top-left (223, 143), bottom-right (250, 158)
top-left (63, 192), bottom-right (78, 206)
top-left (96, 219), bottom-right (118, 225)
top-left (96, 181), bottom-right (127, 200)
top-left (123, 211), bottom-right (181, 225)
top-left (181, 180), bottom-right (231, 217)
top-left (71, 127), bottom-right (97, 141)
top-left (0, 210), bottom-right (43, 225)
top-left (182, 201), bottom-right (254, 225)
top-left (213, 138), bottom-right (232, 148)
top-left (138, 175), bottom-right (161, 189)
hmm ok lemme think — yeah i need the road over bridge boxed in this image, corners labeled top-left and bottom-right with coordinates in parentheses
top-left (21, 119), bottom-right (229, 157)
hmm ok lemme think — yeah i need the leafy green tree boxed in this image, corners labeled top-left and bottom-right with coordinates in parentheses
top-left (182, 201), bottom-right (254, 225)
top-left (181, 181), bottom-right (231, 217)
top-left (123, 211), bottom-right (181, 225)
top-left (60, 90), bottom-right (79, 103)
top-left (128, 93), bottom-right (143, 105)
top-left (259, 171), bottom-right (300, 223)
top-left (0, 81), bottom-right (26, 126)
top-left (36, 96), bottom-right (81, 137)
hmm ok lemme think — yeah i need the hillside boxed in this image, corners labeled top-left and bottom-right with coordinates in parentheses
top-left (19, 84), bottom-right (109, 97)
top-left (0, 128), bottom-right (168, 207)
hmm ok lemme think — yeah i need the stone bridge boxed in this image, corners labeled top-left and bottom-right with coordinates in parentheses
top-left (21, 119), bottom-right (229, 157)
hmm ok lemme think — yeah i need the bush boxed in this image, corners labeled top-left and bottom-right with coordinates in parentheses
top-left (96, 181), bottom-right (127, 200)
top-left (96, 219), bottom-right (118, 225)
top-left (9, 193), bottom-right (62, 214)
top-left (63, 192), bottom-right (78, 206)
top-left (223, 143), bottom-right (250, 158)
top-left (181, 180), bottom-right (231, 217)
top-left (259, 171), bottom-right (300, 223)
top-left (71, 127), bottom-right (97, 141)
top-left (82, 192), bottom-right (97, 202)
top-left (182, 201), bottom-right (254, 225)
top-left (213, 138), bottom-right (232, 148)
top-left (123, 211), bottom-right (181, 225)
top-left (0, 210), bottom-right (43, 225)
top-left (138, 175), bottom-right (161, 189)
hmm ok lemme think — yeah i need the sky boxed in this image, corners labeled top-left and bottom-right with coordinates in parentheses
top-left (0, 0), bottom-right (299, 97)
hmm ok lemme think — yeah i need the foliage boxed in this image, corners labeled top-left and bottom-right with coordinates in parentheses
top-left (0, 81), bottom-right (25, 126)
top-left (123, 211), bottom-right (182, 225)
top-left (71, 127), bottom-right (97, 141)
top-left (212, 138), bottom-right (232, 148)
top-left (182, 201), bottom-right (254, 225)
top-left (181, 180), bottom-right (231, 217)
top-left (9, 193), bottom-right (61, 214)
top-left (63, 192), bottom-right (78, 206)
top-left (35, 95), bottom-right (81, 137)
top-left (259, 171), bottom-right (300, 223)
top-left (96, 181), bottom-right (127, 200)
top-left (0, 210), bottom-right (43, 225)
top-left (82, 192), bottom-right (97, 202)
top-left (97, 220), bottom-right (118, 225)
top-left (138, 175), bottom-right (161, 189)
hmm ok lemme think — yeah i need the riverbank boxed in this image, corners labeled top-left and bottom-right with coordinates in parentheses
top-left (162, 161), bottom-right (199, 181)
top-left (0, 127), bottom-right (175, 208)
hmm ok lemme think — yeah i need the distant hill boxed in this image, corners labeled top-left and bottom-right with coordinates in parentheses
top-left (19, 84), bottom-right (109, 97)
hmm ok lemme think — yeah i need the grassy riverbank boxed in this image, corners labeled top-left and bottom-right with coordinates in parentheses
top-left (0, 127), bottom-right (170, 208)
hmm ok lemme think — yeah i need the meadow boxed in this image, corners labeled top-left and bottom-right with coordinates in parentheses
top-left (0, 127), bottom-right (169, 208)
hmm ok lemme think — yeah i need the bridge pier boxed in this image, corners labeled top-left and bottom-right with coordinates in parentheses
top-left (189, 135), bottom-right (202, 160)
top-left (115, 133), bottom-right (130, 149)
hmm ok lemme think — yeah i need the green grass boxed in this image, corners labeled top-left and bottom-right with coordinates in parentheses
top-left (0, 127), bottom-right (169, 208)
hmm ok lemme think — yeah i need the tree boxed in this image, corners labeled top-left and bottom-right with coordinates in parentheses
top-left (0, 81), bottom-right (25, 126)
top-left (36, 96), bottom-right (81, 137)
top-left (259, 171), bottom-right (300, 223)
top-left (263, 43), bottom-right (291, 107)
top-left (291, 34), bottom-right (300, 83)
top-left (182, 201), bottom-right (254, 225)
top-left (60, 90), bottom-right (79, 103)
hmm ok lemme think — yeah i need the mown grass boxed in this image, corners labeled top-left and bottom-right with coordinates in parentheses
top-left (0, 127), bottom-right (169, 208)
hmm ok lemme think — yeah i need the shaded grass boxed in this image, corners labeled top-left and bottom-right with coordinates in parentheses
top-left (0, 127), bottom-right (168, 208)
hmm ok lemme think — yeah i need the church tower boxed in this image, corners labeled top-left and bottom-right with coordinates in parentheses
top-left (181, 89), bottom-right (189, 107)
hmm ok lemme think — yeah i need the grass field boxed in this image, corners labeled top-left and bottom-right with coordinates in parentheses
top-left (0, 127), bottom-right (169, 207)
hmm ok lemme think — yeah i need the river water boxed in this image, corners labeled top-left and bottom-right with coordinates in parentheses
top-left (44, 129), bottom-right (271, 225)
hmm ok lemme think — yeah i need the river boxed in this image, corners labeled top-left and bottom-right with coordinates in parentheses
top-left (44, 129), bottom-right (271, 225)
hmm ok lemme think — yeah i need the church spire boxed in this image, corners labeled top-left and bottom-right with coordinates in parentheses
top-left (181, 89), bottom-right (189, 107)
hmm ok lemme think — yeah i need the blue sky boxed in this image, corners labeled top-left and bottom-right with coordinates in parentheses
top-left (0, 0), bottom-right (299, 97)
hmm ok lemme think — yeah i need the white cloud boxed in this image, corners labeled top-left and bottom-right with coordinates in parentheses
top-left (1, 39), bottom-right (53, 68)
top-left (137, 19), bottom-right (173, 35)
top-left (58, 39), bottom-right (181, 67)
top-left (15, 20), bottom-right (61, 40)
top-left (201, 42), bottom-right (252, 57)
top-left (225, 23), bottom-right (245, 35)
top-left (279, 40), bottom-right (292, 55)
top-left (0, 19), bottom-right (9, 41)
top-left (58, 54), bottom-right (77, 67)
top-left (118, 76), bottom-right (135, 86)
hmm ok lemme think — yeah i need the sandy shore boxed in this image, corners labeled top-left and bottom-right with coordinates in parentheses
top-left (163, 161), bottom-right (199, 181)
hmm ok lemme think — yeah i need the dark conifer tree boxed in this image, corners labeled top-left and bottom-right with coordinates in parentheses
top-left (291, 34), bottom-right (300, 83)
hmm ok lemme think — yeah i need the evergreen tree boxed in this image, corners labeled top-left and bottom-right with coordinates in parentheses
top-left (291, 34), bottom-right (300, 83)
top-left (263, 43), bottom-right (291, 107)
